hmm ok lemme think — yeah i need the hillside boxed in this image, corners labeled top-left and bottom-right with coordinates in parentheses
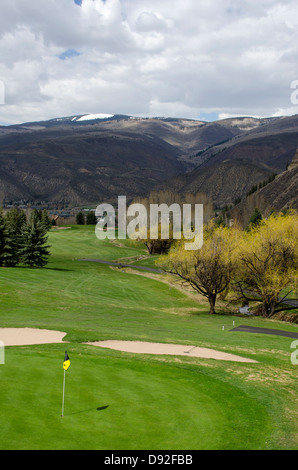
top-left (229, 149), bottom-right (298, 226)
top-left (0, 115), bottom-right (234, 205)
top-left (156, 114), bottom-right (298, 208)
top-left (157, 159), bottom-right (275, 208)
top-left (0, 113), bottom-right (298, 207)
top-left (0, 130), bottom-right (184, 205)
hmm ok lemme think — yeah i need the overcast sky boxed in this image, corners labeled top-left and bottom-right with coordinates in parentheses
top-left (0, 0), bottom-right (298, 124)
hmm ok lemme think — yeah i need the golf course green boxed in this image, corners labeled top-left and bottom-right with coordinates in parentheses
top-left (0, 225), bottom-right (297, 450)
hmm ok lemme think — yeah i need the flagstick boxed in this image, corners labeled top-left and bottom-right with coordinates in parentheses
top-left (61, 369), bottom-right (66, 417)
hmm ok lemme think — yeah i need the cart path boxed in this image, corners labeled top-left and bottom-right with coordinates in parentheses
top-left (230, 325), bottom-right (298, 339)
top-left (78, 258), bottom-right (163, 273)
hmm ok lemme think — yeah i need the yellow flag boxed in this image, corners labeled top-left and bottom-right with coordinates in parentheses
top-left (63, 351), bottom-right (70, 371)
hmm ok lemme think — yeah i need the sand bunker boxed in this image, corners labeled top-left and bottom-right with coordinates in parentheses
top-left (0, 328), bottom-right (67, 346)
top-left (0, 329), bottom-right (257, 363)
top-left (87, 340), bottom-right (258, 363)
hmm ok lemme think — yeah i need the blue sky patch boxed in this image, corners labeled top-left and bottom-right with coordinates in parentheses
top-left (198, 112), bottom-right (219, 122)
top-left (59, 49), bottom-right (81, 60)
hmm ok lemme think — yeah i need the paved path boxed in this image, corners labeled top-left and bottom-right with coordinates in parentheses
top-left (282, 298), bottom-right (298, 308)
top-left (236, 288), bottom-right (298, 308)
top-left (231, 325), bottom-right (298, 339)
top-left (78, 258), bottom-right (163, 273)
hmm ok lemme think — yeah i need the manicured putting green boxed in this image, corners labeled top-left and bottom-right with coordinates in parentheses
top-left (0, 346), bottom-right (271, 450)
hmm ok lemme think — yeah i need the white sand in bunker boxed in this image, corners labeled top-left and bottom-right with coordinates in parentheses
top-left (0, 329), bottom-right (257, 363)
top-left (0, 328), bottom-right (67, 346)
top-left (87, 340), bottom-right (258, 363)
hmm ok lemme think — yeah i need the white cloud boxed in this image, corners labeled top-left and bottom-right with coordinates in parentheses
top-left (0, 0), bottom-right (297, 124)
top-left (148, 98), bottom-right (201, 119)
top-left (135, 11), bottom-right (171, 33)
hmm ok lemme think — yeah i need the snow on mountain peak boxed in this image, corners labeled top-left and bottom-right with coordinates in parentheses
top-left (75, 113), bottom-right (114, 122)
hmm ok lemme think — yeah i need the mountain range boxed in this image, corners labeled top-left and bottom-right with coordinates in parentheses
top-left (0, 112), bottom-right (297, 219)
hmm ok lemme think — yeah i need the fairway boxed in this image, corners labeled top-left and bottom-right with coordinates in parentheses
top-left (0, 226), bottom-right (297, 450)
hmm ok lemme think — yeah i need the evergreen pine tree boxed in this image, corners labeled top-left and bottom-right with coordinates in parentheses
top-left (247, 207), bottom-right (263, 229)
top-left (5, 208), bottom-right (27, 232)
top-left (0, 212), bottom-right (14, 266)
top-left (30, 209), bottom-right (42, 224)
top-left (41, 209), bottom-right (52, 231)
top-left (18, 216), bottom-right (51, 268)
top-left (76, 212), bottom-right (85, 225)
top-left (0, 213), bottom-right (5, 265)
top-left (86, 211), bottom-right (97, 225)
top-left (3, 209), bottom-right (26, 266)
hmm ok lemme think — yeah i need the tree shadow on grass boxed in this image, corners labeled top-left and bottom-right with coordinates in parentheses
top-left (12, 265), bottom-right (74, 272)
top-left (44, 267), bottom-right (74, 272)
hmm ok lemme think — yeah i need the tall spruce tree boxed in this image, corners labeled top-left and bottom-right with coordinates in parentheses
top-left (0, 220), bottom-right (17, 267)
top-left (19, 215), bottom-right (51, 268)
top-left (0, 211), bottom-right (7, 260)
top-left (0, 212), bottom-right (16, 266)
top-left (41, 209), bottom-right (52, 231)
top-left (0, 212), bottom-right (5, 265)
top-left (86, 211), bottom-right (97, 225)
top-left (247, 208), bottom-right (263, 229)
top-left (5, 208), bottom-right (26, 233)
top-left (2, 209), bottom-right (25, 266)
top-left (76, 211), bottom-right (85, 225)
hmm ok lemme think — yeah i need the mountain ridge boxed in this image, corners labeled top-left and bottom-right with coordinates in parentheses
top-left (0, 113), bottom-right (297, 211)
